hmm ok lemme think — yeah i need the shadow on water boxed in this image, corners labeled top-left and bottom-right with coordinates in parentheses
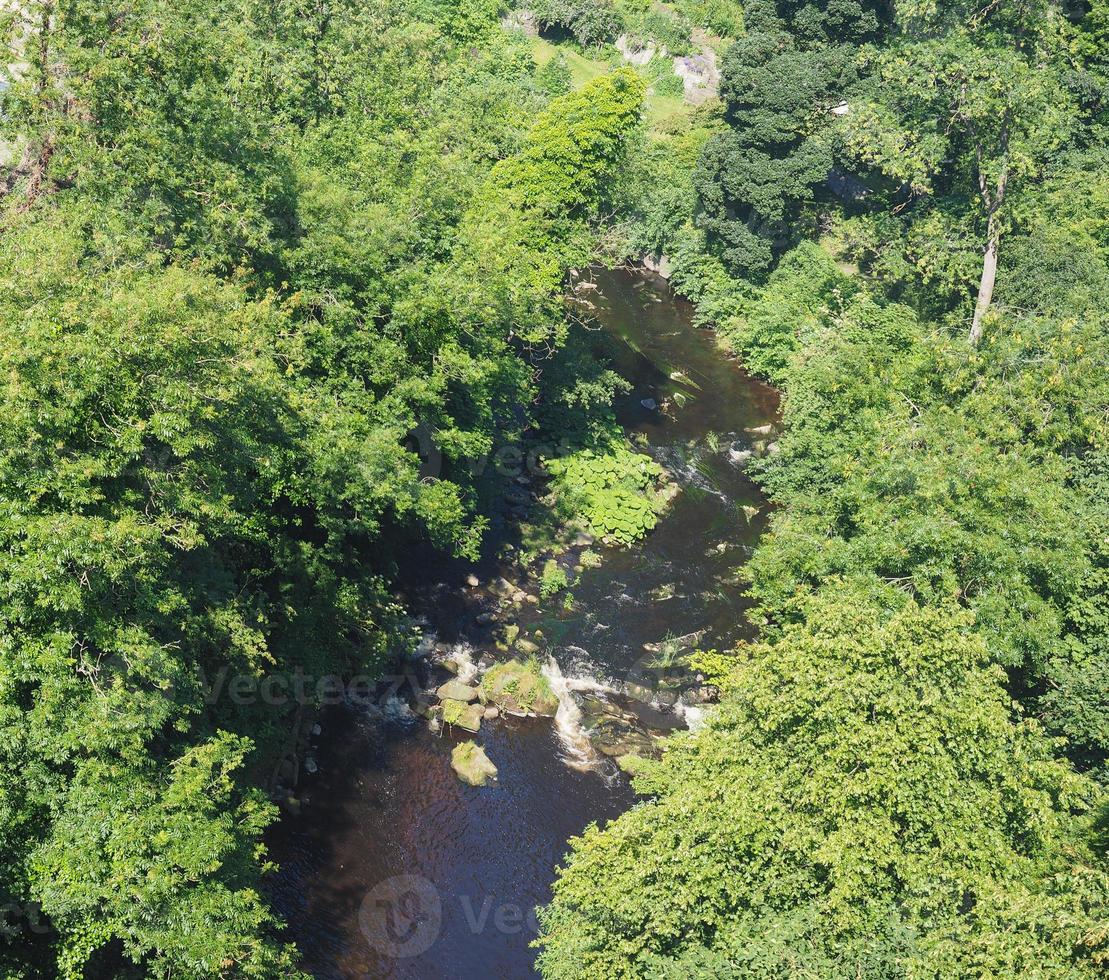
top-left (267, 268), bottom-right (779, 979)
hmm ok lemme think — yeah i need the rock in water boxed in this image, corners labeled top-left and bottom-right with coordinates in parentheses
top-left (442, 699), bottom-right (483, 733)
top-left (479, 659), bottom-right (560, 717)
top-left (437, 679), bottom-right (478, 703)
top-left (451, 741), bottom-right (498, 786)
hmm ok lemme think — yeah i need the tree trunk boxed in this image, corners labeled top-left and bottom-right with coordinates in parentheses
top-left (969, 210), bottom-right (1000, 347)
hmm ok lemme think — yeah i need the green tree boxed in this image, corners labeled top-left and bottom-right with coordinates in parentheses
top-left (538, 583), bottom-right (1108, 978)
top-left (840, 3), bottom-right (1077, 343)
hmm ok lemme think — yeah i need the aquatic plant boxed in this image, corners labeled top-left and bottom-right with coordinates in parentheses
top-left (546, 441), bottom-right (665, 544)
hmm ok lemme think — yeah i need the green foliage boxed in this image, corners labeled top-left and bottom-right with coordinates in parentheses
top-left (491, 68), bottom-right (645, 220)
top-left (441, 698), bottom-right (468, 725)
top-left (671, 0), bottom-right (744, 36)
top-left (0, 0), bottom-right (646, 974)
top-left (693, 0), bottom-right (887, 278)
top-left (538, 584), bottom-right (1108, 978)
top-left (33, 733), bottom-right (298, 978)
top-left (539, 560), bottom-right (572, 598)
top-left (537, 53), bottom-right (574, 95)
top-left (546, 438), bottom-right (665, 544)
top-left (720, 240), bottom-right (855, 381)
top-left (542, 1), bottom-right (1109, 967)
top-left (622, 7), bottom-right (695, 54)
top-left (644, 56), bottom-right (686, 98)
top-left (531, 0), bottom-right (625, 47)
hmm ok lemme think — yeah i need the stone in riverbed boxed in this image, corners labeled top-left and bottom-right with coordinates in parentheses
top-left (465, 573), bottom-right (480, 587)
top-left (451, 741), bottom-right (498, 786)
top-left (515, 638), bottom-right (540, 656)
top-left (437, 679), bottom-right (478, 703)
top-left (588, 714), bottom-right (659, 760)
top-left (683, 685), bottom-right (720, 705)
top-left (442, 699), bottom-right (483, 733)
top-left (483, 705), bottom-right (500, 720)
top-left (491, 576), bottom-right (516, 596)
top-left (479, 659), bottom-right (559, 717)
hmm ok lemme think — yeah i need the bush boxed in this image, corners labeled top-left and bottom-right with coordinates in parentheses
top-left (539, 559), bottom-right (570, 598)
top-left (537, 54), bottom-right (573, 95)
top-left (532, 0), bottom-right (624, 47)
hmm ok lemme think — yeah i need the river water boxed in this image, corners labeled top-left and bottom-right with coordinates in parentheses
top-left (267, 268), bottom-right (779, 979)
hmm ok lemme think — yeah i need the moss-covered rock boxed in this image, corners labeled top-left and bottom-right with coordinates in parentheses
top-left (451, 741), bottom-right (498, 786)
top-left (442, 698), bottom-right (483, 732)
top-left (479, 659), bottom-right (559, 717)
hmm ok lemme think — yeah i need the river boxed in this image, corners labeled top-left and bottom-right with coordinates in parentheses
top-left (267, 267), bottom-right (779, 979)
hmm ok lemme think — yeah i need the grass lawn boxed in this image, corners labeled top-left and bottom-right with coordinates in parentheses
top-left (528, 37), bottom-right (696, 130)
top-left (530, 37), bottom-right (612, 89)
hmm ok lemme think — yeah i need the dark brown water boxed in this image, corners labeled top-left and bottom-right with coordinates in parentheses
top-left (267, 269), bottom-right (779, 979)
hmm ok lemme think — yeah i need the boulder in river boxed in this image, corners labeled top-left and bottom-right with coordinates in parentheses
top-left (437, 679), bottom-right (478, 703)
top-left (683, 685), bottom-right (721, 705)
top-left (414, 700), bottom-right (443, 719)
top-left (491, 576), bottom-right (516, 596)
top-left (442, 699), bottom-right (483, 733)
top-left (590, 716), bottom-right (659, 760)
top-left (480, 659), bottom-right (559, 717)
top-left (451, 741), bottom-right (498, 786)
